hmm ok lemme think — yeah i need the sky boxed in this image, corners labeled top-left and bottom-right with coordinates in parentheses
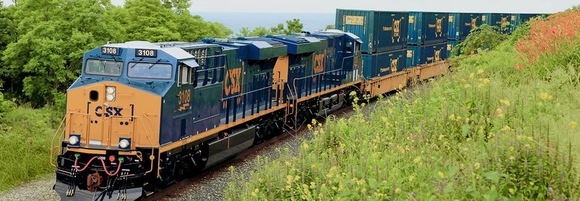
top-left (2, 0), bottom-right (578, 13)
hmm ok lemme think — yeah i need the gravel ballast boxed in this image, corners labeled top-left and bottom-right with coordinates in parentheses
top-left (0, 174), bottom-right (58, 201)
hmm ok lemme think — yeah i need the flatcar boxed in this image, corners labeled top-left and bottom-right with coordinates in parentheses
top-left (50, 30), bottom-right (365, 200)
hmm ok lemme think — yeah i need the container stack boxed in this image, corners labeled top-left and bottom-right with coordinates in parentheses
top-left (336, 9), bottom-right (409, 80)
top-left (406, 12), bottom-right (449, 68)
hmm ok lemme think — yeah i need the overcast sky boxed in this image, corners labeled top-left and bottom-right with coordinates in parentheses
top-left (3, 0), bottom-right (577, 13)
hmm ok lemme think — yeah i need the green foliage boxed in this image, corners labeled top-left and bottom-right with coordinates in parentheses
top-left (237, 19), bottom-right (303, 37)
top-left (0, 106), bottom-right (63, 191)
top-left (325, 24), bottom-right (335, 30)
top-left (454, 24), bottom-right (508, 56)
top-left (1, 0), bottom-right (124, 107)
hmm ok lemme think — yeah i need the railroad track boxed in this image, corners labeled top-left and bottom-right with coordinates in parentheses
top-left (144, 104), bottom-right (359, 201)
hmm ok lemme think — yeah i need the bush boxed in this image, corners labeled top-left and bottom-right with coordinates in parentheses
top-left (0, 107), bottom-right (63, 191)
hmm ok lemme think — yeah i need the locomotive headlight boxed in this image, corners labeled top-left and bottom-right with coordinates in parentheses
top-left (106, 86), bottom-right (116, 102)
top-left (68, 134), bottom-right (80, 146)
top-left (119, 138), bottom-right (131, 149)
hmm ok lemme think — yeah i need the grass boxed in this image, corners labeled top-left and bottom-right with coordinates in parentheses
top-left (224, 10), bottom-right (580, 200)
top-left (0, 107), bottom-right (62, 191)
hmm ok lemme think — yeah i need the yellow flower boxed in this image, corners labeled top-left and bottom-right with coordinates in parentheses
top-left (510, 156), bottom-right (515, 161)
top-left (307, 124), bottom-right (313, 130)
top-left (571, 122), bottom-right (577, 130)
top-left (483, 78), bottom-right (490, 85)
top-left (464, 84), bottom-right (471, 89)
top-left (501, 125), bottom-right (511, 131)
top-left (395, 188), bottom-right (401, 193)
top-left (439, 135), bottom-right (445, 140)
top-left (409, 175), bottom-right (415, 182)
top-left (438, 171), bottom-right (446, 179)
top-left (529, 181), bottom-right (534, 186)
top-left (461, 79), bottom-right (467, 83)
top-left (509, 188), bottom-right (515, 194)
top-left (469, 73), bottom-right (475, 79)
top-left (477, 69), bottom-right (484, 74)
top-left (540, 92), bottom-right (550, 100)
top-left (285, 161), bottom-right (291, 166)
top-left (500, 99), bottom-right (510, 106)
top-left (413, 156), bottom-right (422, 164)
top-left (448, 114), bottom-right (455, 120)
top-left (474, 162), bottom-right (481, 170)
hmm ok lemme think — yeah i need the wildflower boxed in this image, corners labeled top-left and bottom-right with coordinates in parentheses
top-left (285, 161), bottom-right (291, 166)
top-left (474, 162), bottom-right (481, 170)
top-left (409, 175), bottom-right (415, 182)
top-left (307, 124), bottom-right (313, 130)
top-left (413, 156), bottom-right (422, 164)
top-left (529, 181), bottom-right (534, 186)
top-left (470, 73), bottom-right (475, 79)
top-left (571, 122), bottom-right (577, 130)
top-left (500, 99), bottom-right (510, 106)
top-left (510, 156), bottom-right (515, 161)
top-left (439, 135), bottom-right (445, 140)
top-left (464, 84), bottom-right (471, 89)
top-left (301, 142), bottom-right (309, 149)
top-left (448, 114), bottom-right (455, 120)
top-left (438, 171), bottom-right (446, 179)
top-left (509, 188), bottom-right (515, 194)
top-left (395, 188), bottom-right (401, 193)
top-left (483, 78), bottom-right (490, 85)
top-left (540, 92), bottom-right (549, 100)
top-left (549, 187), bottom-right (553, 191)
top-left (431, 180), bottom-right (436, 184)
top-left (477, 69), bottom-right (484, 74)
top-left (501, 125), bottom-right (511, 132)
top-left (410, 192), bottom-right (416, 197)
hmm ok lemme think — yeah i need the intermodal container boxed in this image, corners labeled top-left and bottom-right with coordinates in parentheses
top-left (448, 13), bottom-right (481, 40)
top-left (406, 42), bottom-right (447, 67)
top-left (481, 13), bottom-right (492, 25)
top-left (490, 13), bottom-right (518, 34)
top-left (446, 40), bottom-right (462, 58)
top-left (336, 9), bottom-right (408, 53)
top-left (408, 12), bottom-right (449, 45)
top-left (362, 49), bottom-right (406, 79)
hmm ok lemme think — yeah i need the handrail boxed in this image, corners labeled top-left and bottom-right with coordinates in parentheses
top-left (50, 115), bottom-right (68, 167)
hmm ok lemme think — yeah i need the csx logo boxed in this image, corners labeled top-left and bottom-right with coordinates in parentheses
top-left (434, 50), bottom-right (442, 61)
top-left (392, 20), bottom-right (401, 37)
top-left (224, 68), bottom-right (242, 96)
top-left (313, 53), bottom-right (325, 74)
top-left (390, 59), bottom-right (399, 73)
top-left (95, 106), bottom-right (123, 117)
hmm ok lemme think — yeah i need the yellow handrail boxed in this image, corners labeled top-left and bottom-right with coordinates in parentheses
top-left (50, 115), bottom-right (67, 167)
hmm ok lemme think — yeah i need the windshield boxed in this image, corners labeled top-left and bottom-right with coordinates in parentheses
top-left (128, 62), bottom-right (173, 79)
top-left (85, 59), bottom-right (123, 76)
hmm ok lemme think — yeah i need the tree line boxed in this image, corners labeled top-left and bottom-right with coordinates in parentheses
top-left (0, 0), bottom-right (233, 109)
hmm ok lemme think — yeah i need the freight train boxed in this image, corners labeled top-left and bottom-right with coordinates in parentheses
top-left (50, 9), bottom-right (543, 200)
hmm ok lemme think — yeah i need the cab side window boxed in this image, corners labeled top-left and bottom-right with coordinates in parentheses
top-left (178, 65), bottom-right (191, 87)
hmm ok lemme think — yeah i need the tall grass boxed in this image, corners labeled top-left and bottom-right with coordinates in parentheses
top-left (225, 9), bottom-right (580, 200)
top-left (0, 107), bottom-right (62, 191)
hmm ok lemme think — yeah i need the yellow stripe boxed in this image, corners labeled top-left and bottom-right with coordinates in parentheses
top-left (160, 105), bottom-right (287, 152)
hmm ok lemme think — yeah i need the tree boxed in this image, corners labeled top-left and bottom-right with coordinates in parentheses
top-left (1, 0), bottom-right (125, 107)
top-left (124, 0), bottom-right (181, 42)
top-left (325, 24), bottom-right (335, 30)
top-left (236, 19), bottom-right (304, 37)
top-left (285, 19), bottom-right (303, 34)
top-left (161, 0), bottom-right (191, 15)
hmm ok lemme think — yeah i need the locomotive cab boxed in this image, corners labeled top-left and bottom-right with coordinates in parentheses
top-left (53, 41), bottom-right (199, 200)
